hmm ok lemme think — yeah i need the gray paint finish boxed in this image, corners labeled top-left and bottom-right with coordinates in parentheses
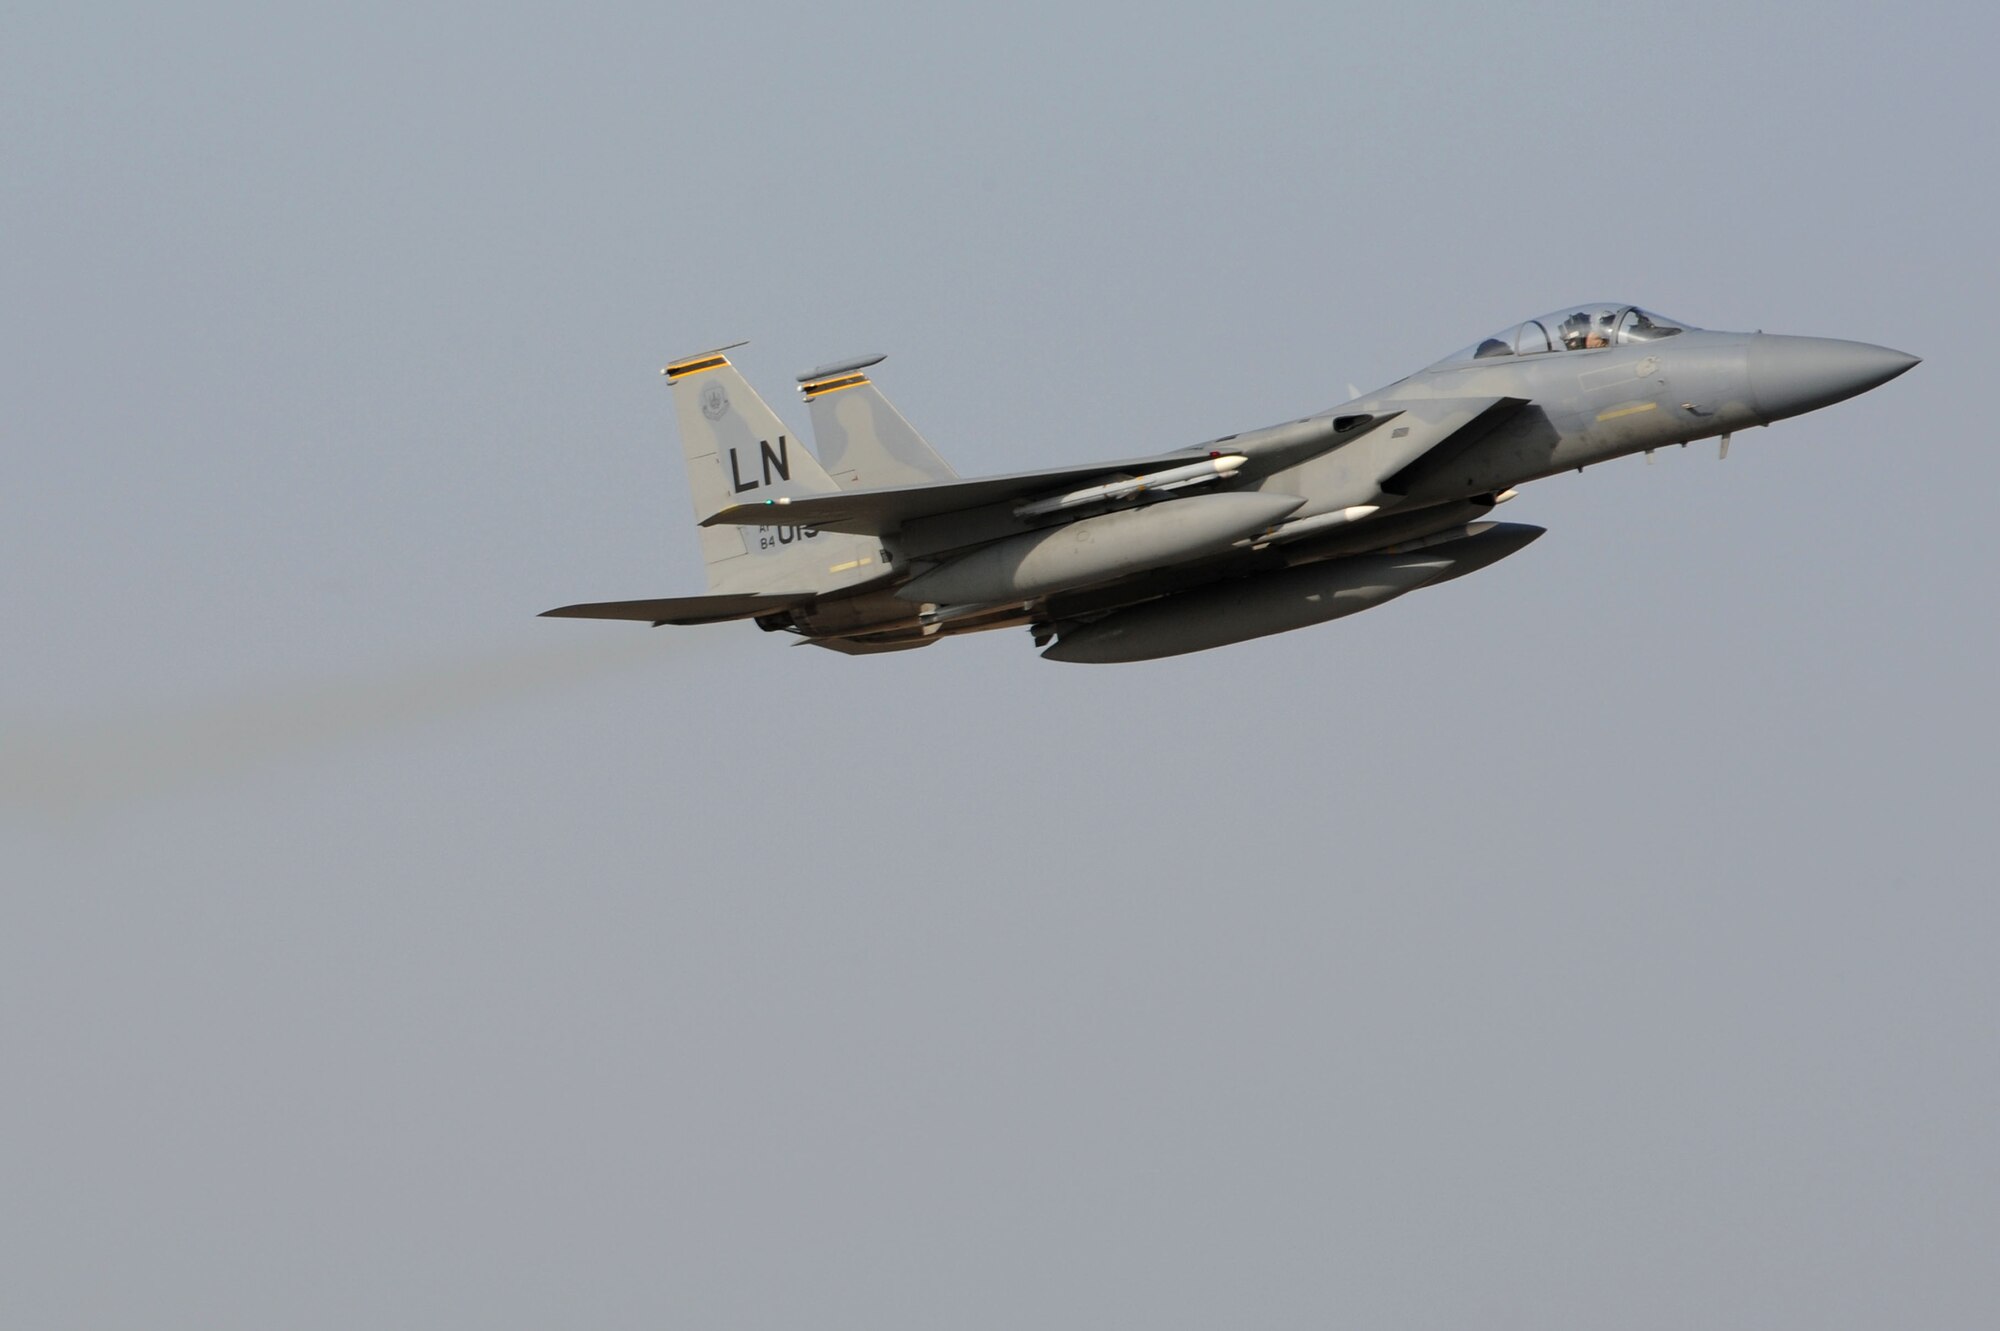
top-left (548, 310), bottom-right (1917, 659)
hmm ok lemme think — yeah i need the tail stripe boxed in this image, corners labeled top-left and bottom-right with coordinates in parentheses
top-left (666, 355), bottom-right (729, 380)
top-left (663, 341), bottom-right (750, 380)
top-left (800, 372), bottom-right (871, 399)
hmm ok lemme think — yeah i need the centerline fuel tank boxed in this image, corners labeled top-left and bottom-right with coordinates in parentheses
top-left (1042, 522), bottom-right (1545, 663)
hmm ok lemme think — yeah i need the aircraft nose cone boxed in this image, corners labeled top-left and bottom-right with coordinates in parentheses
top-left (1748, 335), bottom-right (1920, 423)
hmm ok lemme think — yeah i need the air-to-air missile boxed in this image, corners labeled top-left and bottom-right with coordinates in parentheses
top-left (1012, 454), bottom-right (1251, 517)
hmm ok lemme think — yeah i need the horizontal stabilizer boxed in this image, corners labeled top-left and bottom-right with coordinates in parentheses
top-left (539, 591), bottom-right (815, 625)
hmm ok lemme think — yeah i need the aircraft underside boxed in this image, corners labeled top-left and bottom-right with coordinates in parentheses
top-left (782, 498), bottom-right (1536, 662)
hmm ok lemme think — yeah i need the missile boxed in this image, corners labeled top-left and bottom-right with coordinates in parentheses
top-left (1246, 505), bottom-right (1380, 548)
top-left (1378, 520), bottom-right (1518, 554)
top-left (1014, 455), bottom-right (1251, 518)
top-left (897, 491), bottom-right (1305, 607)
top-left (1042, 522), bottom-right (1545, 663)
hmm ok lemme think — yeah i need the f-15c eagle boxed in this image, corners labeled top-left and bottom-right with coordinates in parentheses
top-left (543, 306), bottom-right (1916, 662)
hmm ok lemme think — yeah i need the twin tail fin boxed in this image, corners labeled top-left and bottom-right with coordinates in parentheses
top-left (662, 345), bottom-right (882, 596)
top-left (798, 354), bottom-right (959, 488)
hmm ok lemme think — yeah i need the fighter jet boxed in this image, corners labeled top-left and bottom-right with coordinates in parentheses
top-left (542, 306), bottom-right (1917, 662)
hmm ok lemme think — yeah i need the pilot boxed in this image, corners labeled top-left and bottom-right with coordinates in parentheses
top-left (1560, 311), bottom-right (1591, 350)
top-left (1586, 311), bottom-right (1614, 348)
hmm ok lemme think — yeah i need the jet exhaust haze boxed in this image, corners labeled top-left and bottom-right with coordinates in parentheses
top-left (0, 634), bottom-right (683, 817)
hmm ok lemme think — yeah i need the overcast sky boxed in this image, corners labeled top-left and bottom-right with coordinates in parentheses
top-left (5, 3), bottom-right (1995, 1327)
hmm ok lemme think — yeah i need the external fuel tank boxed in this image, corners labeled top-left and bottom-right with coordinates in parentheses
top-left (1042, 523), bottom-right (1545, 663)
top-left (896, 491), bottom-right (1304, 607)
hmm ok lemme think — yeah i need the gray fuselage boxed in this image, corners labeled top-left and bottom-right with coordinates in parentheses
top-left (544, 309), bottom-right (1918, 661)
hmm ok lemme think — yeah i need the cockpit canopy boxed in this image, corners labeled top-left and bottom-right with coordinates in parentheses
top-left (1431, 305), bottom-right (1693, 368)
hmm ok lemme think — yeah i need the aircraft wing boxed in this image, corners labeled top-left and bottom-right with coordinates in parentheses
top-left (699, 452), bottom-right (1222, 534)
top-left (701, 412), bottom-right (1394, 536)
top-left (539, 591), bottom-right (816, 625)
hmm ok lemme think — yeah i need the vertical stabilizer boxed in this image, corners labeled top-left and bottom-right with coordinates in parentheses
top-left (663, 346), bottom-right (881, 595)
top-left (798, 355), bottom-right (960, 488)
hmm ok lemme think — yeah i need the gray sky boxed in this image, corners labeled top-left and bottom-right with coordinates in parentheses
top-left (5, 3), bottom-right (1995, 1327)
